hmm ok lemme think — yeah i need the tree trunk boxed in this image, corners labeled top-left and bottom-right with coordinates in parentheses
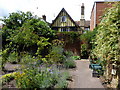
top-left (106, 60), bottom-right (112, 81)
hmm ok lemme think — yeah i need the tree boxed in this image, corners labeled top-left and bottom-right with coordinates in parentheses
top-left (1, 11), bottom-right (56, 69)
top-left (80, 30), bottom-right (97, 58)
top-left (92, 2), bottom-right (120, 88)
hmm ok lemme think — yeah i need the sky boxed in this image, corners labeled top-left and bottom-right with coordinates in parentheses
top-left (0, 0), bottom-right (119, 24)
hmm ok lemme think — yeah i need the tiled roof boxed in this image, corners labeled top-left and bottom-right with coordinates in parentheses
top-left (75, 21), bottom-right (80, 26)
top-left (85, 20), bottom-right (90, 27)
top-left (75, 20), bottom-right (90, 27)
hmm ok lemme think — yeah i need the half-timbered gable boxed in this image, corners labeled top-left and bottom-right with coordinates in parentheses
top-left (51, 8), bottom-right (81, 32)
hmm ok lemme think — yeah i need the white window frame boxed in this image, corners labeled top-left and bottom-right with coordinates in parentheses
top-left (61, 16), bottom-right (66, 22)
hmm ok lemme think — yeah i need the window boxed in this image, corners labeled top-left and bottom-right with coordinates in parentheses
top-left (60, 28), bottom-right (63, 32)
top-left (60, 28), bottom-right (70, 32)
top-left (61, 16), bottom-right (66, 22)
top-left (66, 28), bottom-right (70, 32)
top-left (85, 28), bottom-right (90, 30)
top-left (61, 28), bottom-right (66, 32)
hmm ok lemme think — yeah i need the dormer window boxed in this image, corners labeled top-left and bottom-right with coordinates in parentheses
top-left (61, 16), bottom-right (66, 22)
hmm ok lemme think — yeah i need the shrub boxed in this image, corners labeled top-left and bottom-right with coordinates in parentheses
top-left (0, 72), bottom-right (16, 85)
top-left (45, 46), bottom-right (65, 64)
top-left (72, 56), bottom-right (80, 60)
top-left (64, 50), bottom-right (73, 58)
top-left (2, 11), bottom-right (56, 68)
top-left (57, 32), bottom-right (80, 44)
top-left (54, 71), bottom-right (70, 88)
top-left (81, 44), bottom-right (88, 59)
top-left (7, 52), bottom-right (19, 64)
top-left (15, 67), bottom-right (69, 88)
top-left (80, 29), bottom-right (97, 59)
top-left (92, 2), bottom-right (120, 89)
top-left (64, 57), bottom-right (76, 68)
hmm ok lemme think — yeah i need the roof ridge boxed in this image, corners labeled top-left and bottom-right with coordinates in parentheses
top-left (51, 8), bottom-right (79, 27)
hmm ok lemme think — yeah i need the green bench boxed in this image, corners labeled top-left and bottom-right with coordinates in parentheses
top-left (89, 61), bottom-right (104, 77)
top-left (92, 65), bottom-right (104, 77)
top-left (89, 63), bottom-right (101, 69)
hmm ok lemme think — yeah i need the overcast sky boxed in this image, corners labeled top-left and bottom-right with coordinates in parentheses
top-left (0, 0), bottom-right (119, 24)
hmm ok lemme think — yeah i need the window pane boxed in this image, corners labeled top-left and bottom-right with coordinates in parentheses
top-left (61, 16), bottom-right (66, 22)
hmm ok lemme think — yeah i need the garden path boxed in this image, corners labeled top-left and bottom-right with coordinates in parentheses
top-left (68, 59), bottom-right (105, 88)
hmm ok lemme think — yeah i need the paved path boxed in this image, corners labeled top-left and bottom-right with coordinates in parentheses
top-left (68, 59), bottom-right (105, 88)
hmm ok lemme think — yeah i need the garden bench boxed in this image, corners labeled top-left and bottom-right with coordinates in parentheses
top-left (93, 65), bottom-right (102, 70)
top-left (92, 65), bottom-right (104, 77)
top-left (89, 63), bottom-right (101, 69)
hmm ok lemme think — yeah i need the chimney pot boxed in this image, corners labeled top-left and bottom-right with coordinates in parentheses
top-left (42, 15), bottom-right (46, 21)
top-left (82, 3), bottom-right (84, 6)
top-left (81, 3), bottom-right (85, 19)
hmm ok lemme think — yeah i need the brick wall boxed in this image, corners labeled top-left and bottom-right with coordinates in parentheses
top-left (90, 2), bottom-right (114, 31)
top-left (57, 32), bottom-right (81, 56)
top-left (96, 2), bottom-right (113, 25)
top-left (90, 8), bottom-right (95, 31)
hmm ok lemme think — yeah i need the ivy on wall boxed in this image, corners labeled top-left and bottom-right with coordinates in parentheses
top-left (92, 2), bottom-right (120, 87)
top-left (57, 32), bottom-right (81, 44)
top-left (92, 2), bottom-right (120, 63)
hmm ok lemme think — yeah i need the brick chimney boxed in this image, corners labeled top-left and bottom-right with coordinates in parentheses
top-left (80, 3), bottom-right (85, 30)
top-left (42, 15), bottom-right (46, 22)
top-left (81, 3), bottom-right (85, 19)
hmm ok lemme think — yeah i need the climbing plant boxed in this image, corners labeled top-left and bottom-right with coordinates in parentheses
top-left (93, 2), bottom-right (120, 63)
top-left (92, 2), bottom-right (120, 87)
top-left (80, 30), bottom-right (97, 58)
top-left (57, 32), bottom-right (80, 44)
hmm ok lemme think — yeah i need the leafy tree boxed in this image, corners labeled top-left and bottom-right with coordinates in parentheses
top-left (92, 2), bottom-right (120, 88)
top-left (80, 29), bottom-right (97, 58)
top-left (2, 11), bottom-right (55, 48)
top-left (1, 11), bottom-right (56, 69)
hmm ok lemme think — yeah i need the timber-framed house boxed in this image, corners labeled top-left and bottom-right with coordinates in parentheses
top-left (50, 8), bottom-right (82, 32)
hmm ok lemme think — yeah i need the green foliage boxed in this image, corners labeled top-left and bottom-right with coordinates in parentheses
top-left (1, 48), bottom-right (10, 69)
top-left (9, 25), bottom-right (39, 47)
top-left (55, 71), bottom-right (70, 88)
top-left (57, 31), bottom-right (80, 43)
top-left (64, 50), bottom-right (74, 58)
top-left (0, 72), bottom-right (16, 85)
top-left (15, 67), bottom-right (69, 88)
top-left (80, 29), bottom-right (97, 58)
top-left (2, 11), bottom-right (56, 66)
top-left (52, 39), bottom-right (64, 46)
top-left (81, 30), bottom-right (97, 43)
top-left (81, 44), bottom-right (88, 58)
top-left (2, 11), bottom-right (55, 49)
top-left (64, 57), bottom-right (76, 68)
top-left (92, 2), bottom-right (120, 63)
top-left (20, 53), bottom-right (38, 65)
top-left (91, 2), bottom-right (120, 84)
top-left (72, 56), bottom-right (81, 60)
top-left (2, 11), bottom-right (33, 29)
top-left (36, 37), bottom-right (51, 55)
top-left (91, 4), bottom-right (120, 87)
top-left (45, 46), bottom-right (65, 64)
top-left (1, 11), bottom-right (76, 88)
top-left (7, 51), bottom-right (19, 63)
